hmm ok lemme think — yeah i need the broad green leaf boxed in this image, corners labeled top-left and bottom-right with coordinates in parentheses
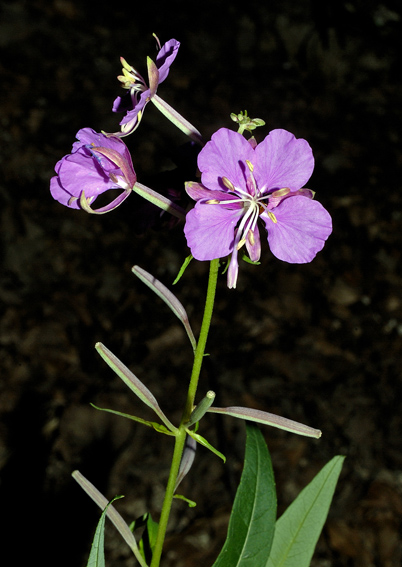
top-left (86, 495), bottom-right (123, 567)
top-left (266, 455), bottom-right (345, 567)
top-left (212, 424), bottom-right (277, 567)
top-left (90, 404), bottom-right (175, 436)
top-left (132, 265), bottom-right (196, 351)
top-left (186, 429), bottom-right (226, 462)
top-left (207, 406), bottom-right (321, 439)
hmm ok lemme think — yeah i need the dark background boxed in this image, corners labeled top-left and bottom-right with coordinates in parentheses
top-left (1, 1), bottom-right (402, 565)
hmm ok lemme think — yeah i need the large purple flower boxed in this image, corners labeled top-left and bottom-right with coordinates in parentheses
top-left (112, 38), bottom-right (180, 136)
top-left (184, 128), bottom-right (332, 288)
top-left (50, 128), bottom-right (136, 213)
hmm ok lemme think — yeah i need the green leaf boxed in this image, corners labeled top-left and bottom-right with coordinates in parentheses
top-left (173, 254), bottom-right (193, 284)
top-left (266, 455), bottom-right (345, 567)
top-left (186, 429), bottom-right (226, 463)
top-left (90, 404), bottom-right (175, 436)
top-left (138, 513), bottom-right (159, 564)
top-left (212, 423), bottom-right (277, 567)
top-left (86, 496), bottom-right (123, 567)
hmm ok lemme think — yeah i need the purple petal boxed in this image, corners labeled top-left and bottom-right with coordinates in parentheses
top-left (50, 174), bottom-right (80, 209)
top-left (185, 181), bottom-right (238, 203)
top-left (198, 128), bottom-right (255, 192)
top-left (58, 152), bottom-right (116, 200)
top-left (156, 39), bottom-right (180, 83)
top-left (184, 203), bottom-right (243, 261)
top-left (119, 91), bottom-right (149, 133)
top-left (254, 129), bottom-right (314, 192)
top-left (261, 196), bottom-right (332, 263)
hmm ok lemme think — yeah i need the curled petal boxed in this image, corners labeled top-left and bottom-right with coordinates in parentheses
top-left (155, 39), bottom-right (180, 83)
top-left (261, 196), bottom-right (332, 263)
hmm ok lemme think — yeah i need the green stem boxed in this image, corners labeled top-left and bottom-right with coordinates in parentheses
top-left (150, 258), bottom-right (220, 567)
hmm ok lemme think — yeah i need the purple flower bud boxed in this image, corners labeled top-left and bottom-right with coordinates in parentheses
top-left (50, 128), bottom-right (136, 213)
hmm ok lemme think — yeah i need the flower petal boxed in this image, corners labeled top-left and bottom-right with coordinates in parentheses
top-left (261, 196), bottom-right (332, 263)
top-left (185, 181), bottom-right (238, 203)
top-left (58, 152), bottom-right (116, 199)
top-left (156, 39), bottom-right (180, 83)
top-left (254, 129), bottom-right (314, 192)
top-left (198, 128), bottom-right (255, 192)
top-left (184, 202), bottom-right (243, 261)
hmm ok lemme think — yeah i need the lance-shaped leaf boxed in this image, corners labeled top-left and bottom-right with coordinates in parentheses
top-left (186, 429), bottom-right (226, 462)
top-left (95, 342), bottom-right (177, 433)
top-left (207, 406), bottom-right (321, 439)
top-left (72, 471), bottom-right (148, 567)
top-left (266, 455), bottom-right (344, 567)
top-left (173, 254), bottom-right (193, 285)
top-left (132, 265), bottom-right (196, 352)
top-left (212, 423), bottom-right (276, 567)
top-left (90, 404), bottom-right (175, 436)
top-left (86, 495), bottom-right (123, 567)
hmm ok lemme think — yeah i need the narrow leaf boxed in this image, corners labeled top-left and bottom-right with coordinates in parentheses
top-left (138, 513), bottom-right (159, 565)
top-left (86, 495), bottom-right (123, 567)
top-left (72, 471), bottom-right (148, 567)
top-left (90, 404), bottom-right (175, 436)
top-left (212, 423), bottom-right (277, 567)
top-left (132, 265), bottom-right (196, 351)
top-left (186, 429), bottom-right (226, 462)
top-left (95, 342), bottom-right (177, 433)
top-left (266, 455), bottom-right (345, 567)
top-left (173, 254), bottom-right (193, 285)
top-left (207, 406), bottom-right (321, 439)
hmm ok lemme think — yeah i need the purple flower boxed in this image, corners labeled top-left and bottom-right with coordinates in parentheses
top-left (184, 128), bottom-right (332, 288)
top-left (112, 38), bottom-right (180, 136)
top-left (50, 128), bottom-right (136, 213)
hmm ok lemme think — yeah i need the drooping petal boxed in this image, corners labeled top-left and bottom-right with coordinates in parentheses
top-left (119, 90), bottom-right (149, 127)
top-left (57, 152), bottom-right (117, 200)
top-left (155, 39), bottom-right (180, 83)
top-left (184, 203), bottom-right (243, 261)
top-left (254, 129), bottom-right (314, 192)
top-left (198, 128), bottom-right (255, 193)
top-left (261, 196), bottom-right (332, 263)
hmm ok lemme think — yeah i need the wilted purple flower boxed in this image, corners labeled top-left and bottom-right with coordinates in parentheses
top-left (113, 38), bottom-right (180, 136)
top-left (184, 128), bottom-right (332, 288)
top-left (50, 128), bottom-right (136, 213)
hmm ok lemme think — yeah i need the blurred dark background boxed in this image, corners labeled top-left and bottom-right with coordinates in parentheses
top-left (1, 0), bottom-right (402, 565)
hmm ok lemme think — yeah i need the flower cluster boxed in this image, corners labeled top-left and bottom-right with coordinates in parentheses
top-left (50, 36), bottom-right (332, 287)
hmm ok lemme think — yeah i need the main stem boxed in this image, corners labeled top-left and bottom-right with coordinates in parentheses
top-left (150, 258), bottom-right (220, 567)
